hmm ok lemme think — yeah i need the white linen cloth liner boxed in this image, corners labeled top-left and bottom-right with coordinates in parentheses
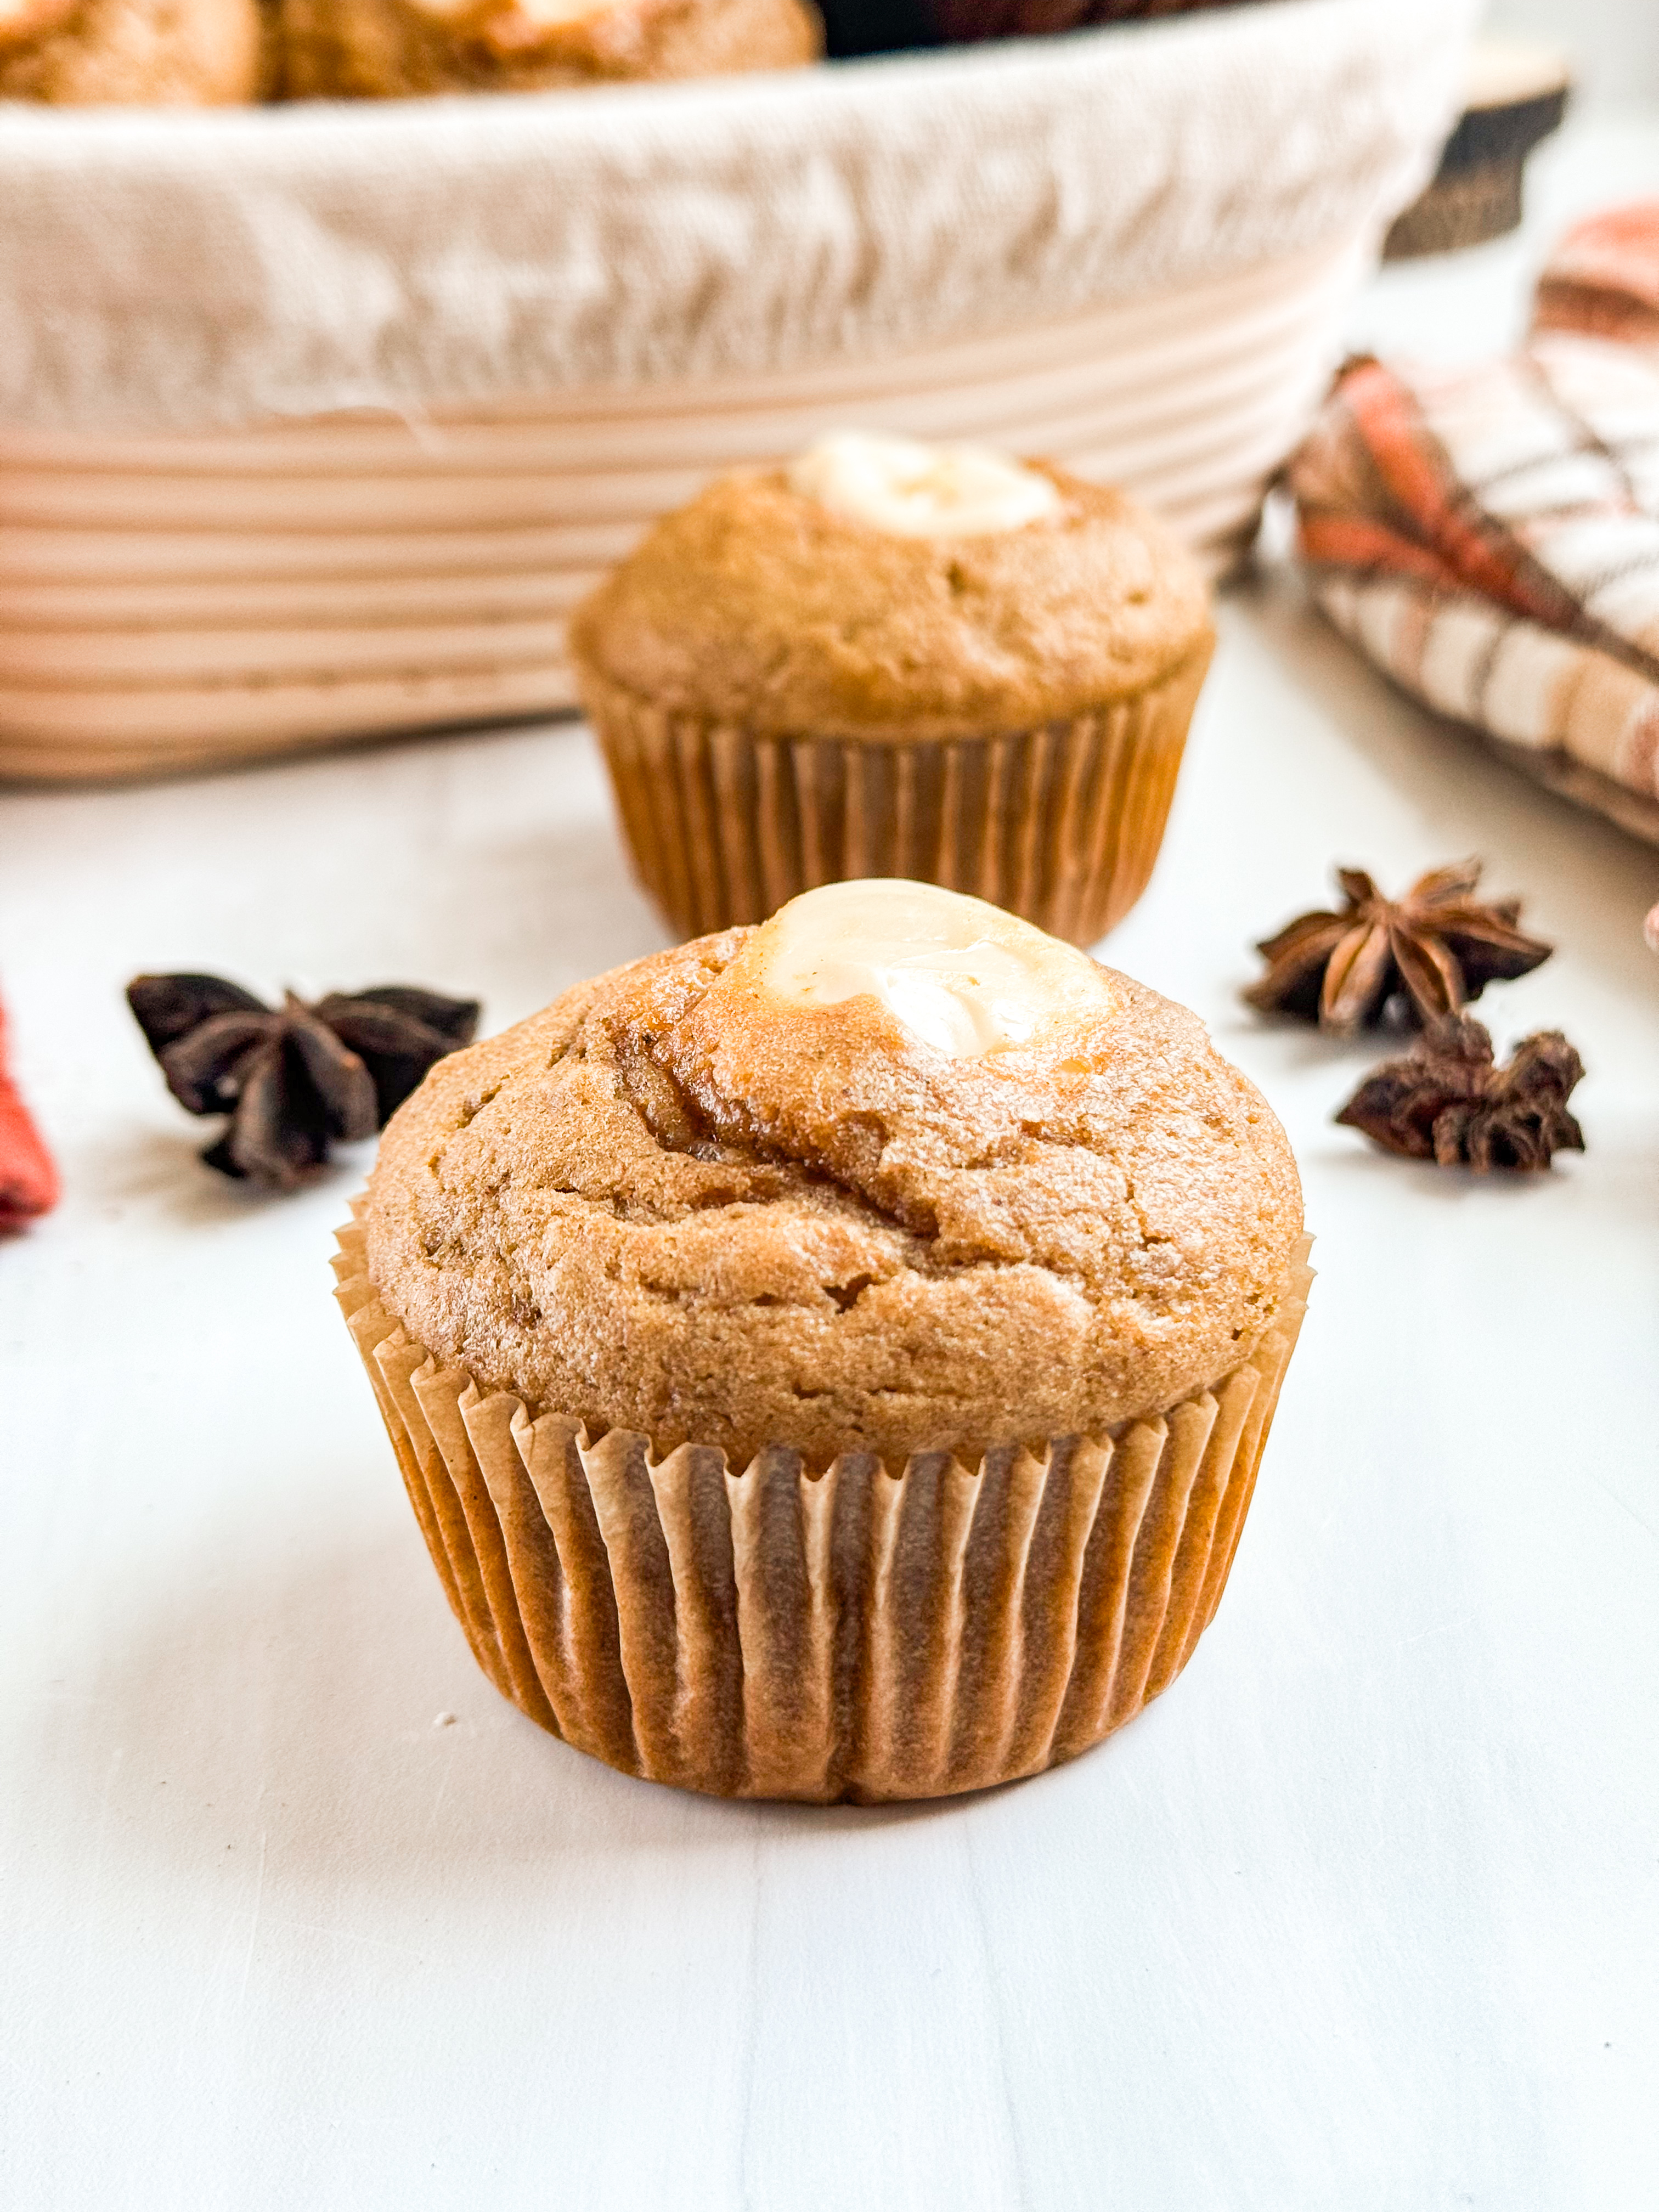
top-left (0, 0), bottom-right (1475, 435)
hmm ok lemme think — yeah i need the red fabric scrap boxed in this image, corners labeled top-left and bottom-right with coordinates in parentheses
top-left (0, 1001), bottom-right (59, 1232)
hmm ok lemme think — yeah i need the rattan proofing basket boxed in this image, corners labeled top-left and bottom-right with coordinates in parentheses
top-left (0, 0), bottom-right (1476, 781)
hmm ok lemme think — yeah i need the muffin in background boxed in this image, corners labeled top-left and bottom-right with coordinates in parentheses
top-left (570, 433), bottom-right (1214, 949)
top-left (275, 0), bottom-right (820, 96)
top-left (336, 878), bottom-right (1309, 1802)
top-left (0, 0), bottom-right (262, 101)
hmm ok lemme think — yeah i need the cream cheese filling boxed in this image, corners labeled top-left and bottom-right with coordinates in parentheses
top-left (409, 0), bottom-right (598, 24)
top-left (787, 431), bottom-right (1063, 539)
top-left (743, 879), bottom-right (1115, 1059)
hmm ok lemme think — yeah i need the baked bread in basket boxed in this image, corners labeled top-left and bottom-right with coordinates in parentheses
top-left (0, 0), bottom-right (261, 104)
top-left (274, 0), bottom-right (820, 99)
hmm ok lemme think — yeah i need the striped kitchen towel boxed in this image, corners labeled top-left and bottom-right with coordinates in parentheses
top-left (1289, 245), bottom-right (1659, 846)
top-left (1534, 201), bottom-right (1659, 351)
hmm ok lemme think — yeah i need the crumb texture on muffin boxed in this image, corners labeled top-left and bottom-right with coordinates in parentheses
top-left (275, 0), bottom-right (819, 96)
top-left (568, 463), bottom-right (1213, 744)
top-left (365, 892), bottom-right (1302, 1471)
top-left (0, 0), bottom-right (262, 101)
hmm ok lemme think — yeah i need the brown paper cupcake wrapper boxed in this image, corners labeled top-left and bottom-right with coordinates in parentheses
top-left (579, 641), bottom-right (1212, 948)
top-left (334, 1216), bottom-right (1311, 1802)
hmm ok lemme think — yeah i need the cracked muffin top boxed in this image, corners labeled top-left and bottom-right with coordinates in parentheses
top-left (365, 881), bottom-right (1302, 1470)
top-left (567, 443), bottom-right (1214, 744)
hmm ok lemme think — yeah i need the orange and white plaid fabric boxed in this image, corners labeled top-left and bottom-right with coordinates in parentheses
top-left (1289, 204), bottom-right (1659, 844)
top-left (1290, 334), bottom-right (1659, 827)
top-left (1535, 201), bottom-right (1659, 350)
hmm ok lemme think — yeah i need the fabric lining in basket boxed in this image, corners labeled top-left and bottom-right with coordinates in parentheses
top-left (0, 1), bottom-right (1473, 433)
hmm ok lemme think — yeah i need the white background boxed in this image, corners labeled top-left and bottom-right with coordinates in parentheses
top-left (3, 82), bottom-right (1658, 2212)
top-left (1486, 0), bottom-right (1659, 103)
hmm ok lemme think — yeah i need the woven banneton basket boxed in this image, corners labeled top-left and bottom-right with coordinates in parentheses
top-left (0, 0), bottom-right (1476, 781)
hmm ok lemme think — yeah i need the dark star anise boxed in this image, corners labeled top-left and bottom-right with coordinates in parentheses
top-left (1246, 860), bottom-right (1553, 1033)
top-left (1335, 1014), bottom-right (1585, 1171)
top-left (127, 974), bottom-right (479, 1191)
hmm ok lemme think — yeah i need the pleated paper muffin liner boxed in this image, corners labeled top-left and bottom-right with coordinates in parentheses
top-left (334, 1216), bottom-right (1311, 1803)
top-left (577, 641), bottom-right (1212, 949)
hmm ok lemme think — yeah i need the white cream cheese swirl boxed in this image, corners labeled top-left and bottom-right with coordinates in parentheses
top-left (409, 0), bottom-right (596, 27)
top-left (745, 879), bottom-right (1115, 1059)
top-left (787, 431), bottom-right (1063, 539)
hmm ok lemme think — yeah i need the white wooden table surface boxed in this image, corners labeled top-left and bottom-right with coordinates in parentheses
top-left (4, 106), bottom-right (1657, 2212)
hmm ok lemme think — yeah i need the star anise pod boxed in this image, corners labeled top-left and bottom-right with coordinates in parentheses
top-left (1246, 860), bottom-right (1553, 1032)
top-left (1335, 1014), bottom-right (1585, 1171)
top-left (127, 974), bottom-right (479, 1191)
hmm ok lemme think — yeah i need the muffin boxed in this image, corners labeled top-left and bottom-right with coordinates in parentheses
top-left (569, 432), bottom-right (1215, 951)
top-left (275, 0), bottom-right (820, 97)
top-left (0, 0), bottom-right (262, 100)
top-left (335, 879), bottom-right (1309, 1802)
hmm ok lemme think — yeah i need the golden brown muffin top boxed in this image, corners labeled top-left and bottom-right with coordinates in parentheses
top-left (0, 0), bottom-right (262, 103)
top-left (365, 882), bottom-right (1302, 1472)
top-left (567, 454), bottom-right (1214, 744)
top-left (275, 0), bottom-right (819, 98)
